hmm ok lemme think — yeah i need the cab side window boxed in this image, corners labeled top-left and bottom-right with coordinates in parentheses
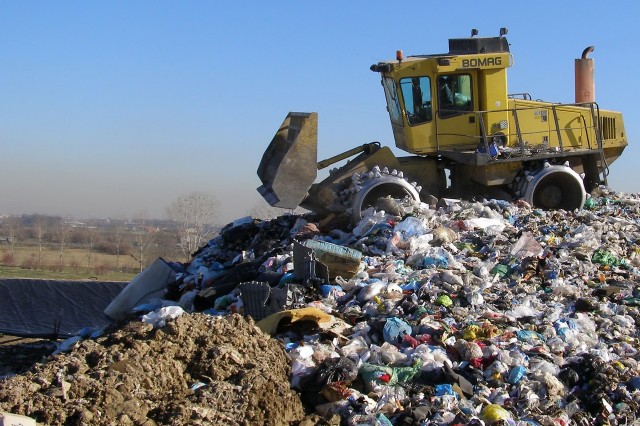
top-left (438, 74), bottom-right (473, 118)
top-left (400, 76), bottom-right (432, 126)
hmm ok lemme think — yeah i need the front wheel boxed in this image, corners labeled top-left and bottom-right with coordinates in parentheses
top-left (348, 166), bottom-right (421, 223)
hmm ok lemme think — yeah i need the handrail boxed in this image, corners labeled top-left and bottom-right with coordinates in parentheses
top-left (589, 102), bottom-right (609, 184)
top-left (579, 114), bottom-right (592, 150)
top-left (508, 93), bottom-right (532, 100)
top-left (435, 101), bottom-right (605, 166)
top-left (551, 105), bottom-right (564, 154)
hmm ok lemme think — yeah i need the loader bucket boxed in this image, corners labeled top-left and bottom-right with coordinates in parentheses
top-left (257, 112), bottom-right (318, 209)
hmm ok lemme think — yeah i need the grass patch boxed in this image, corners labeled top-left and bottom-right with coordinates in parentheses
top-left (1, 246), bottom-right (141, 281)
top-left (0, 265), bottom-right (135, 282)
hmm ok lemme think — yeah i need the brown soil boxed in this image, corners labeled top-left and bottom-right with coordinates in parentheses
top-left (0, 314), bottom-right (306, 425)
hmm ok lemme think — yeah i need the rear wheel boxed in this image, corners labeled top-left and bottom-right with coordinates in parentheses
top-left (520, 162), bottom-right (586, 210)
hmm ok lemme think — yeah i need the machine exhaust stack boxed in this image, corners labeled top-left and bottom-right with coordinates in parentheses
top-left (575, 46), bottom-right (595, 103)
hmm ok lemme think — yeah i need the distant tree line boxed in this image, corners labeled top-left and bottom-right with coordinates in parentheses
top-left (0, 191), bottom-right (297, 277)
top-left (0, 214), bottom-right (180, 274)
top-left (0, 192), bottom-right (226, 276)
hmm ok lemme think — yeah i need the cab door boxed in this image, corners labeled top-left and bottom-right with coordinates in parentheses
top-left (434, 73), bottom-right (480, 151)
top-left (397, 75), bottom-right (437, 154)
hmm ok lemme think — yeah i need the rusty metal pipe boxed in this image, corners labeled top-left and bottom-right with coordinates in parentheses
top-left (575, 46), bottom-right (595, 103)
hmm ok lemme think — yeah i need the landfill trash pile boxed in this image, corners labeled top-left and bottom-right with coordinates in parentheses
top-left (2, 187), bottom-right (640, 426)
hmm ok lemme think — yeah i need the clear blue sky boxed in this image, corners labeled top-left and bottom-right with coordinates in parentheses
top-left (1, 1), bottom-right (638, 224)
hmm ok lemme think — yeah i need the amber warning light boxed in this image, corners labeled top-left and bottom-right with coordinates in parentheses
top-left (396, 50), bottom-right (404, 62)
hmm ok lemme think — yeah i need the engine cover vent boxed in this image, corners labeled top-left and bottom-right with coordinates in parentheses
top-left (448, 37), bottom-right (510, 55)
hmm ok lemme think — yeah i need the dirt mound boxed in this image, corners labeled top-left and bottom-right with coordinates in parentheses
top-left (0, 313), bottom-right (305, 425)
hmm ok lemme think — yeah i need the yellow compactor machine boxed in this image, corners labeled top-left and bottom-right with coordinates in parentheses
top-left (257, 29), bottom-right (627, 222)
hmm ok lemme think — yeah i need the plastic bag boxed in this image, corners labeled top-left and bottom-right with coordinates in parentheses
top-left (480, 404), bottom-right (511, 424)
top-left (141, 306), bottom-right (185, 328)
top-left (510, 231), bottom-right (543, 259)
top-left (394, 216), bottom-right (428, 238)
top-left (383, 317), bottom-right (413, 345)
top-left (359, 362), bottom-right (420, 392)
top-left (315, 356), bottom-right (359, 386)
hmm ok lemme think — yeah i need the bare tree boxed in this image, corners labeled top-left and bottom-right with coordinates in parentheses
top-left (167, 192), bottom-right (219, 261)
top-left (55, 218), bottom-right (72, 272)
top-left (131, 227), bottom-right (156, 273)
top-left (34, 217), bottom-right (47, 270)
top-left (114, 225), bottom-right (124, 272)
top-left (84, 227), bottom-right (96, 273)
top-left (151, 228), bottom-right (181, 260)
top-left (4, 216), bottom-right (21, 259)
top-left (129, 210), bottom-right (156, 273)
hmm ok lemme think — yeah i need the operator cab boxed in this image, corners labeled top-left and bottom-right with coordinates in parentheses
top-left (371, 29), bottom-right (512, 156)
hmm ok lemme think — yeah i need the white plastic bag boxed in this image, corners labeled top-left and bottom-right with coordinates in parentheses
top-left (141, 306), bottom-right (185, 328)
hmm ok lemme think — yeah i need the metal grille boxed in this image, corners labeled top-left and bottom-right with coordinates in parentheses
top-left (600, 116), bottom-right (616, 140)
